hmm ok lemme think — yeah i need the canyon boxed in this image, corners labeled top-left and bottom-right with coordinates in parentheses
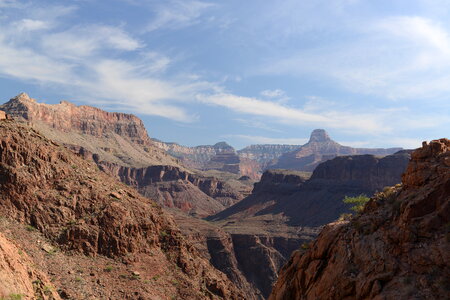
top-left (0, 119), bottom-right (247, 299)
top-left (270, 139), bottom-right (450, 299)
top-left (0, 93), bottom-right (416, 299)
top-left (269, 129), bottom-right (402, 172)
top-left (0, 93), bottom-right (252, 217)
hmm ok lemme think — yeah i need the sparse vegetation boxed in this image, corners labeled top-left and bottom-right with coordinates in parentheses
top-left (104, 265), bottom-right (113, 272)
top-left (43, 285), bottom-right (52, 295)
top-left (25, 225), bottom-right (36, 232)
top-left (343, 194), bottom-right (370, 213)
top-left (5, 294), bottom-right (23, 300)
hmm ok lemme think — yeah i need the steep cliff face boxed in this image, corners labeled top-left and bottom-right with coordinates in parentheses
top-left (97, 162), bottom-right (244, 217)
top-left (238, 144), bottom-right (300, 168)
top-left (271, 129), bottom-right (402, 172)
top-left (1, 93), bottom-right (249, 217)
top-left (154, 140), bottom-right (256, 178)
top-left (210, 151), bottom-right (410, 226)
top-left (2, 93), bottom-right (151, 145)
top-left (270, 139), bottom-right (450, 300)
top-left (0, 93), bottom-right (180, 168)
top-left (174, 209), bottom-right (314, 299)
top-left (0, 120), bottom-right (246, 299)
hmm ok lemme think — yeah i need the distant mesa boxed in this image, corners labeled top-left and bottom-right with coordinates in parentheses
top-left (308, 128), bottom-right (331, 142)
top-left (269, 129), bottom-right (402, 172)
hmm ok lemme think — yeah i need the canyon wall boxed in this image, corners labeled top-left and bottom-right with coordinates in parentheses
top-left (270, 139), bottom-right (450, 300)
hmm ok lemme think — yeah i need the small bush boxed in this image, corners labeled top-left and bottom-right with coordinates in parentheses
top-left (104, 266), bottom-right (113, 272)
top-left (25, 225), bottom-right (36, 232)
top-left (343, 194), bottom-right (370, 213)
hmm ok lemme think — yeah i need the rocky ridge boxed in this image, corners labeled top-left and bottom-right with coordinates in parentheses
top-left (0, 119), bottom-right (247, 299)
top-left (0, 93), bottom-right (248, 216)
top-left (206, 151), bottom-right (410, 297)
top-left (237, 144), bottom-right (301, 168)
top-left (154, 140), bottom-right (260, 179)
top-left (211, 151), bottom-right (410, 226)
top-left (270, 139), bottom-right (450, 300)
top-left (270, 129), bottom-right (402, 171)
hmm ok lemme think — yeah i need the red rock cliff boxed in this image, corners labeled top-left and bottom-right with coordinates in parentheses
top-left (270, 139), bottom-right (450, 300)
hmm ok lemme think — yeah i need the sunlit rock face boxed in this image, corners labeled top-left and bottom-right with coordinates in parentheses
top-left (270, 138), bottom-right (450, 300)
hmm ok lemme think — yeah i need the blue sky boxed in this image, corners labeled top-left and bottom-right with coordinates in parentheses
top-left (0, 0), bottom-right (449, 149)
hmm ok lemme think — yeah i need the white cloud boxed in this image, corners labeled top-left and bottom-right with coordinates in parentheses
top-left (145, 0), bottom-right (215, 32)
top-left (197, 93), bottom-right (389, 134)
top-left (41, 25), bottom-right (142, 59)
top-left (77, 59), bottom-right (192, 121)
top-left (0, 34), bottom-right (74, 84)
top-left (263, 16), bottom-right (450, 100)
top-left (15, 19), bottom-right (50, 31)
top-left (260, 89), bottom-right (286, 98)
top-left (0, 0), bottom-right (22, 8)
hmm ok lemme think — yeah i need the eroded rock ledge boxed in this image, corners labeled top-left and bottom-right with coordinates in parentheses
top-left (270, 139), bottom-right (450, 300)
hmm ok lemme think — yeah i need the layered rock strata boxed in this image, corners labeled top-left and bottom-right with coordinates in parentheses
top-left (270, 129), bottom-right (402, 172)
top-left (270, 139), bottom-right (450, 300)
top-left (0, 120), bottom-right (246, 299)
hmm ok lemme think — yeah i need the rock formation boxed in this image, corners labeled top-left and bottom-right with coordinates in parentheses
top-left (205, 151), bottom-right (410, 297)
top-left (0, 232), bottom-right (61, 299)
top-left (238, 144), bottom-right (301, 168)
top-left (0, 119), bottom-right (247, 299)
top-left (270, 139), bottom-right (450, 300)
top-left (211, 151), bottom-right (410, 226)
top-left (154, 139), bottom-right (261, 179)
top-left (0, 92), bottom-right (179, 168)
top-left (0, 93), bottom-right (249, 216)
top-left (270, 129), bottom-right (402, 172)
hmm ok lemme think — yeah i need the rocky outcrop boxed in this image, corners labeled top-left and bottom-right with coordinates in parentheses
top-left (238, 144), bottom-right (300, 168)
top-left (204, 142), bottom-right (241, 174)
top-left (270, 129), bottom-right (402, 172)
top-left (0, 232), bottom-right (61, 300)
top-left (270, 139), bottom-right (450, 300)
top-left (154, 140), bottom-right (257, 178)
top-left (2, 93), bottom-right (150, 145)
top-left (311, 150), bottom-right (412, 191)
top-left (173, 210), bottom-right (313, 299)
top-left (1, 93), bottom-right (249, 217)
top-left (97, 162), bottom-right (244, 216)
top-left (0, 93), bottom-right (181, 168)
top-left (211, 151), bottom-right (410, 225)
top-left (0, 120), bottom-right (246, 299)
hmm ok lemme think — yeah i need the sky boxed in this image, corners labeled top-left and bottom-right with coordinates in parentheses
top-left (0, 0), bottom-right (449, 149)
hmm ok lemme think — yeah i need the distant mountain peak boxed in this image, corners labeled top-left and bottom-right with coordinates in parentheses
top-left (308, 129), bottom-right (331, 143)
top-left (13, 92), bottom-right (34, 102)
top-left (213, 141), bottom-right (233, 149)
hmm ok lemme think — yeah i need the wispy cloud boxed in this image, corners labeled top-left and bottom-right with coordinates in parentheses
top-left (41, 25), bottom-right (142, 59)
top-left (197, 93), bottom-right (389, 134)
top-left (263, 15), bottom-right (450, 100)
top-left (0, 1), bottom-right (212, 122)
top-left (144, 0), bottom-right (215, 32)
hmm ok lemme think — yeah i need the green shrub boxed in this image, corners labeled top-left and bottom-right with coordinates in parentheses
top-left (104, 266), bottom-right (113, 272)
top-left (25, 225), bottom-right (36, 232)
top-left (343, 194), bottom-right (370, 213)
